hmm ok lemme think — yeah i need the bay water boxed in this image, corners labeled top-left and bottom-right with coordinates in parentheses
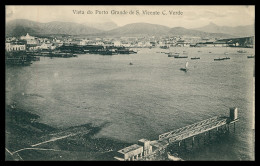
top-left (5, 47), bottom-right (255, 160)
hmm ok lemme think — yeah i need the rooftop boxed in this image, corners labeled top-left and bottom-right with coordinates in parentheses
top-left (118, 144), bottom-right (142, 154)
top-left (138, 138), bottom-right (150, 143)
top-left (114, 156), bottom-right (125, 161)
top-left (150, 140), bottom-right (169, 148)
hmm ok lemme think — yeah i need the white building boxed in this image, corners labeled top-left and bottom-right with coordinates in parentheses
top-left (114, 41), bottom-right (122, 46)
top-left (79, 40), bottom-right (90, 46)
top-left (5, 43), bottom-right (11, 51)
top-left (144, 42), bottom-right (152, 47)
top-left (94, 41), bottom-right (104, 46)
top-left (50, 45), bottom-right (56, 50)
top-left (29, 46), bottom-right (41, 51)
top-left (20, 33), bottom-right (35, 40)
top-left (20, 33), bottom-right (38, 45)
top-left (5, 43), bottom-right (26, 51)
top-left (137, 42), bottom-right (144, 47)
top-left (27, 39), bottom-right (38, 45)
top-left (122, 43), bottom-right (131, 47)
top-left (39, 43), bottom-right (52, 49)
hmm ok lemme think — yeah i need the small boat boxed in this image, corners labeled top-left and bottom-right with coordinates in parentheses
top-left (223, 57), bottom-right (230, 60)
top-left (224, 52), bottom-right (229, 55)
top-left (129, 62), bottom-right (133, 65)
top-left (173, 53), bottom-right (187, 58)
top-left (238, 50), bottom-right (247, 53)
top-left (167, 152), bottom-right (184, 161)
top-left (191, 57), bottom-right (200, 60)
top-left (168, 52), bottom-right (179, 57)
top-left (247, 55), bottom-right (255, 58)
top-left (214, 58), bottom-right (225, 61)
top-left (160, 46), bottom-right (169, 49)
top-left (180, 62), bottom-right (188, 72)
top-left (174, 55), bottom-right (188, 58)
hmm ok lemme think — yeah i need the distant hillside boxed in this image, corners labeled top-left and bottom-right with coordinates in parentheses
top-left (6, 19), bottom-right (244, 39)
top-left (6, 19), bottom-right (103, 37)
top-left (193, 22), bottom-right (254, 37)
top-left (83, 21), bottom-right (118, 31)
top-left (99, 23), bottom-right (171, 36)
top-left (97, 23), bottom-right (234, 38)
top-left (169, 27), bottom-right (235, 38)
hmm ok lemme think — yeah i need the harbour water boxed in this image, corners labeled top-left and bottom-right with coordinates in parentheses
top-left (5, 47), bottom-right (255, 160)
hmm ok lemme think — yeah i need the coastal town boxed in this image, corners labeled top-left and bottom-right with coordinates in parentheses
top-left (5, 5), bottom-right (255, 161)
top-left (5, 32), bottom-right (254, 66)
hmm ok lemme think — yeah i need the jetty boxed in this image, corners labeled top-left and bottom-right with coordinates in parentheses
top-left (114, 107), bottom-right (239, 161)
top-left (5, 56), bottom-right (32, 66)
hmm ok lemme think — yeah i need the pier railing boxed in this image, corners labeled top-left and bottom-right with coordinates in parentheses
top-left (159, 116), bottom-right (221, 141)
top-left (167, 117), bottom-right (228, 143)
top-left (114, 108), bottom-right (239, 161)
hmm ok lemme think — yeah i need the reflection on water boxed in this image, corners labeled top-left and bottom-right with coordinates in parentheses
top-left (6, 47), bottom-right (255, 160)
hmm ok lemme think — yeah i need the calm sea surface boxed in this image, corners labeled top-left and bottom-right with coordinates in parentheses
top-left (6, 47), bottom-right (255, 160)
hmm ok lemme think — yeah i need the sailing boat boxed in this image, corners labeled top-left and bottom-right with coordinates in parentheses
top-left (180, 61), bottom-right (188, 72)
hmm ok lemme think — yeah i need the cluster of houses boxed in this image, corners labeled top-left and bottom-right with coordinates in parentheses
top-left (5, 33), bottom-right (254, 53)
top-left (5, 33), bottom-right (59, 52)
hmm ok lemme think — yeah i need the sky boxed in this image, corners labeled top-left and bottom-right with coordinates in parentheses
top-left (5, 5), bottom-right (255, 29)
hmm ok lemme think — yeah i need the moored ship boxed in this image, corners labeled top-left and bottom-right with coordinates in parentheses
top-left (191, 57), bottom-right (200, 60)
top-left (174, 54), bottom-right (188, 58)
top-left (168, 52), bottom-right (180, 57)
top-left (247, 55), bottom-right (255, 58)
top-left (237, 50), bottom-right (247, 53)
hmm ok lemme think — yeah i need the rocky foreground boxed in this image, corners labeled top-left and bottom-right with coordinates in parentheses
top-left (5, 105), bottom-right (131, 161)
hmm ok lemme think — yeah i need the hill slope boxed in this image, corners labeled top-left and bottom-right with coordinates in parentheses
top-left (83, 21), bottom-right (118, 31)
top-left (169, 27), bottom-right (235, 38)
top-left (98, 23), bottom-right (234, 38)
top-left (99, 22), bottom-right (171, 36)
top-left (6, 20), bottom-right (243, 39)
top-left (193, 22), bottom-right (254, 37)
top-left (6, 19), bottom-right (103, 37)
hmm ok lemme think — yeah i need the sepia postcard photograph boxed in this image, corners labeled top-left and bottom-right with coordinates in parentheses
top-left (5, 5), bottom-right (255, 161)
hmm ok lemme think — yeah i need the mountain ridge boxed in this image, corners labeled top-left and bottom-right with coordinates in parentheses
top-left (97, 22), bottom-right (235, 38)
top-left (6, 19), bottom-right (252, 38)
top-left (97, 22), bottom-right (171, 36)
top-left (82, 21), bottom-right (118, 31)
top-left (193, 22), bottom-right (254, 37)
top-left (6, 19), bottom-right (104, 36)
top-left (169, 27), bottom-right (234, 38)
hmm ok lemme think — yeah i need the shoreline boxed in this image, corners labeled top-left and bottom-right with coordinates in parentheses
top-left (5, 105), bottom-right (131, 160)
